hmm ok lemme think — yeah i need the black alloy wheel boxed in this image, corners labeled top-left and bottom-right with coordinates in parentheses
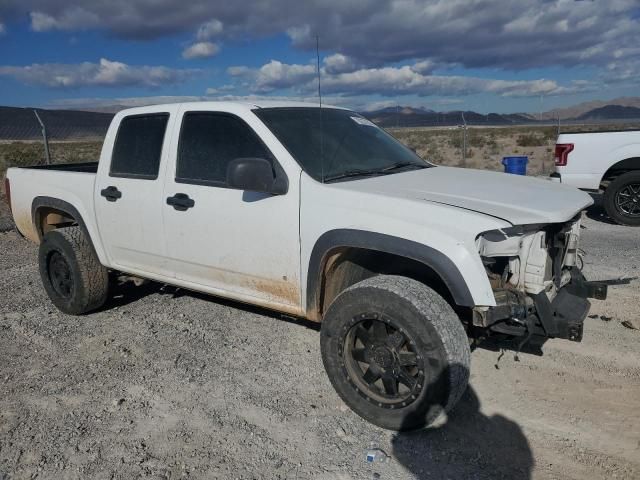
top-left (615, 182), bottom-right (640, 218)
top-left (47, 250), bottom-right (74, 299)
top-left (342, 314), bottom-right (426, 409)
top-left (604, 171), bottom-right (640, 226)
top-left (320, 275), bottom-right (471, 431)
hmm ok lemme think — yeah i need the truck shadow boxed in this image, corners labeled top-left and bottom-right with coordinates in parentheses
top-left (584, 192), bottom-right (617, 225)
top-left (98, 275), bottom-right (163, 311)
top-left (99, 276), bottom-right (321, 330)
top-left (391, 367), bottom-right (533, 479)
top-left (470, 333), bottom-right (547, 358)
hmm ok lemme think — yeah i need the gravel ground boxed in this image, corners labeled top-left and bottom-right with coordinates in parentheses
top-left (0, 198), bottom-right (638, 480)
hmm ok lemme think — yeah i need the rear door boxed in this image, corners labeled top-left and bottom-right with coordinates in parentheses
top-left (161, 107), bottom-right (302, 313)
top-left (95, 107), bottom-right (177, 277)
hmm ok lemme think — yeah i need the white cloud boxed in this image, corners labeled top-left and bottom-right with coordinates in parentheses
top-left (197, 19), bottom-right (223, 41)
top-left (205, 84), bottom-right (236, 94)
top-left (182, 41), bottom-right (220, 59)
top-left (411, 60), bottom-right (438, 75)
top-left (0, 58), bottom-right (199, 88)
top-left (228, 60), bottom-right (317, 92)
top-left (47, 93), bottom-right (349, 112)
top-left (323, 54), bottom-right (361, 74)
top-left (30, 8), bottom-right (99, 32)
top-left (227, 66), bottom-right (252, 76)
top-left (48, 95), bottom-right (207, 110)
top-left (0, 0), bottom-right (629, 73)
top-left (229, 59), bottom-right (595, 98)
top-left (0, 0), bottom-right (638, 97)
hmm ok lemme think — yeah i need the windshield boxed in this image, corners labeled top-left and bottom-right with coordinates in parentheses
top-left (253, 107), bottom-right (431, 182)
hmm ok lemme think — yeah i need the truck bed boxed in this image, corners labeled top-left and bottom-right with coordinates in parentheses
top-left (7, 163), bottom-right (98, 243)
top-left (560, 128), bottom-right (639, 135)
top-left (19, 161), bottom-right (98, 173)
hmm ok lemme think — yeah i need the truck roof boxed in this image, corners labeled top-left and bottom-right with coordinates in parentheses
top-left (116, 100), bottom-right (347, 116)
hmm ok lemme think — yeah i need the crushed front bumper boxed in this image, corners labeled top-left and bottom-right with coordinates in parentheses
top-left (481, 269), bottom-right (608, 342)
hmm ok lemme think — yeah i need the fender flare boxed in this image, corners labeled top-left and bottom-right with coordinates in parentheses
top-left (31, 196), bottom-right (100, 258)
top-left (306, 229), bottom-right (475, 317)
top-left (600, 156), bottom-right (640, 182)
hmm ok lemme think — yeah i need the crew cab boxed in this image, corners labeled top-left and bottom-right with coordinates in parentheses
top-left (552, 130), bottom-right (640, 225)
top-left (5, 101), bottom-right (607, 430)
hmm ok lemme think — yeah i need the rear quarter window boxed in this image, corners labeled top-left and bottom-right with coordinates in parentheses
top-left (110, 114), bottom-right (169, 179)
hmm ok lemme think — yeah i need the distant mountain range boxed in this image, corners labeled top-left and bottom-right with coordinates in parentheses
top-left (1, 97), bottom-right (640, 140)
top-left (363, 98), bottom-right (640, 127)
top-left (538, 96), bottom-right (640, 120)
top-left (363, 106), bottom-right (534, 127)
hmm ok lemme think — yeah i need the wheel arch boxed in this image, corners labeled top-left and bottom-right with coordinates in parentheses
top-left (306, 229), bottom-right (475, 321)
top-left (601, 157), bottom-right (640, 188)
top-left (31, 196), bottom-right (105, 263)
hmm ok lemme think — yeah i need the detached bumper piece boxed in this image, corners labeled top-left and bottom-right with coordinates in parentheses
top-left (488, 269), bottom-right (607, 343)
top-left (535, 270), bottom-right (612, 342)
top-left (533, 289), bottom-right (590, 342)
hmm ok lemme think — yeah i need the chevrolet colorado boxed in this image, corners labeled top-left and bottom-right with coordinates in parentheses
top-left (5, 101), bottom-right (607, 430)
top-left (551, 129), bottom-right (640, 225)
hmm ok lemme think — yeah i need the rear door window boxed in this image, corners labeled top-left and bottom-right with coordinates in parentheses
top-left (110, 114), bottom-right (169, 179)
top-left (176, 112), bottom-right (273, 186)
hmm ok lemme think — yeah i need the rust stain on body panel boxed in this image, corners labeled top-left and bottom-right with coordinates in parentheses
top-left (185, 264), bottom-right (303, 315)
top-left (13, 211), bottom-right (38, 243)
top-left (247, 277), bottom-right (301, 307)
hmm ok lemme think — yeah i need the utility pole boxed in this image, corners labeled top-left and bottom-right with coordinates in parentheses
top-left (33, 110), bottom-right (51, 165)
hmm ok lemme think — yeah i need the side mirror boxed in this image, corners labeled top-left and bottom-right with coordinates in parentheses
top-left (226, 158), bottom-right (287, 195)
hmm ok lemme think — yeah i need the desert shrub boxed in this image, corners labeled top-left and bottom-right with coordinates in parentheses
top-left (49, 142), bottom-right (102, 164)
top-left (486, 137), bottom-right (499, 154)
top-left (0, 142), bottom-right (43, 166)
top-left (468, 130), bottom-right (486, 148)
top-left (0, 141), bottom-right (102, 177)
top-left (448, 132), bottom-right (463, 149)
top-left (0, 142), bottom-right (44, 177)
top-left (516, 133), bottom-right (546, 147)
top-left (541, 127), bottom-right (557, 142)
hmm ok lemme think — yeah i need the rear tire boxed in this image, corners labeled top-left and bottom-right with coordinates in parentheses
top-left (603, 171), bottom-right (640, 226)
top-left (320, 275), bottom-right (470, 431)
top-left (38, 226), bottom-right (109, 315)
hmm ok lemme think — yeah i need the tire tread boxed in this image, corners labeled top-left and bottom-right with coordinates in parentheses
top-left (39, 226), bottom-right (108, 314)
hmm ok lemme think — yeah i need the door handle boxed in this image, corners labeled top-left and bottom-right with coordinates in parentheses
top-left (166, 193), bottom-right (195, 211)
top-left (100, 186), bottom-right (122, 202)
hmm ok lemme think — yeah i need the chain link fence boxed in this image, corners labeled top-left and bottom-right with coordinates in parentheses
top-left (0, 108), bottom-right (112, 230)
top-left (0, 108), bottom-right (112, 174)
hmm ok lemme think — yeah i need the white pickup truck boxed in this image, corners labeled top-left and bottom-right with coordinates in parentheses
top-left (552, 129), bottom-right (640, 225)
top-left (5, 101), bottom-right (607, 431)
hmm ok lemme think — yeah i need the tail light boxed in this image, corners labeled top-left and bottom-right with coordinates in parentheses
top-left (554, 143), bottom-right (574, 166)
top-left (4, 177), bottom-right (11, 213)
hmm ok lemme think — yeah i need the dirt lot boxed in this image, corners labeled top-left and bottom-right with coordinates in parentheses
top-left (0, 196), bottom-right (639, 480)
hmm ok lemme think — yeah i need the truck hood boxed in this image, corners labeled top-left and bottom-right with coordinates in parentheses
top-left (333, 166), bottom-right (593, 225)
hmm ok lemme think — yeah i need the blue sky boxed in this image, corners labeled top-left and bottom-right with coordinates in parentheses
top-left (0, 0), bottom-right (639, 113)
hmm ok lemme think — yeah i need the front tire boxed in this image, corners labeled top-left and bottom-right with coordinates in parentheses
top-left (38, 226), bottom-right (109, 315)
top-left (603, 171), bottom-right (640, 226)
top-left (320, 275), bottom-right (470, 431)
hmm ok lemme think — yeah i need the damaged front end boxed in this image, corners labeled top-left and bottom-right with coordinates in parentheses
top-left (474, 215), bottom-right (608, 343)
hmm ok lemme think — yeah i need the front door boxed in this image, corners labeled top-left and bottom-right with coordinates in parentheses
top-left (161, 108), bottom-right (302, 313)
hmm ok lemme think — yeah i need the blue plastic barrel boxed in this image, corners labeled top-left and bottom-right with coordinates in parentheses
top-left (502, 156), bottom-right (528, 175)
